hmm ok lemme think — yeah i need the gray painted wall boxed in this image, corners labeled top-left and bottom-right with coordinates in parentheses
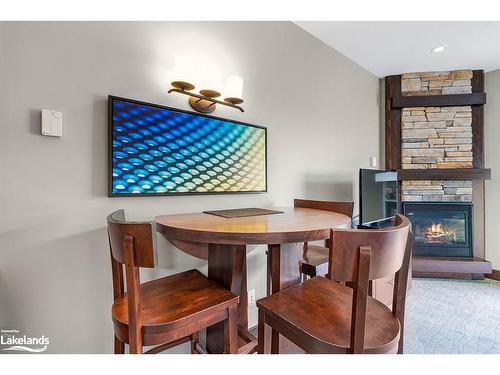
top-left (485, 69), bottom-right (500, 270)
top-left (0, 22), bottom-right (381, 353)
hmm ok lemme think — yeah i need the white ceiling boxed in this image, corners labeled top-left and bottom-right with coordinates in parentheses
top-left (295, 22), bottom-right (500, 77)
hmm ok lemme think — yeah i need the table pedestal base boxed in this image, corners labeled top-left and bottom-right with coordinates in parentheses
top-left (206, 243), bottom-right (255, 354)
top-left (205, 242), bottom-right (302, 353)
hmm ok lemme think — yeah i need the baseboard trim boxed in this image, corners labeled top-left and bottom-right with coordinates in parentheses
top-left (486, 269), bottom-right (500, 281)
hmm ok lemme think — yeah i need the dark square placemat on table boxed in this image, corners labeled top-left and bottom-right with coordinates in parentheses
top-left (203, 208), bottom-right (284, 218)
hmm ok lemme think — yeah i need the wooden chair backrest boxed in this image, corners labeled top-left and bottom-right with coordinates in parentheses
top-left (328, 214), bottom-right (410, 282)
top-left (294, 198), bottom-right (354, 219)
top-left (106, 209), bottom-right (158, 352)
top-left (107, 209), bottom-right (157, 268)
top-left (327, 214), bottom-right (412, 353)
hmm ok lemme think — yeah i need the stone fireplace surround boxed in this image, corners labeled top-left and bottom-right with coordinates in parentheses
top-left (400, 71), bottom-right (473, 204)
top-left (384, 69), bottom-right (491, 277)
top-left (400, 71), bottom-right (474, 259)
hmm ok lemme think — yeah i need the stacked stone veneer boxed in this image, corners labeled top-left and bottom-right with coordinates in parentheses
top-left (400, 70), bottom-right (474, 203)
top-left (402, 180), bottom-right (472, 202)
top-left (401, 70), bottom-right (472, 96)
top-left (401, 106), bottom-right (472, 169)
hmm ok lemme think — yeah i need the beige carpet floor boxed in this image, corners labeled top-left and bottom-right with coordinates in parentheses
top-left (404, 278), bottom-right (500, 354)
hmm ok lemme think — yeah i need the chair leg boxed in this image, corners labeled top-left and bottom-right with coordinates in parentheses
top-left (128, 329), bottom-right (143, 354)
top-left (257, 309), bottom-right (265, 354)
top-left (191, 332), bottom-right (200, 354)
top-left (129, 344), bottom-right (141, 354)
top-left (129, 341), bottom-right (142, 354)
top-left (114, 335), bottom-right (125, 354)
top-left (271, 329), bottom-right (279, 354)
top-left (224, 306), bottom-right (238, 354)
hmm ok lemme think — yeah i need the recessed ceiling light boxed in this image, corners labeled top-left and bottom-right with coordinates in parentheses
top-left (431, 45), bottom-right (447, 54)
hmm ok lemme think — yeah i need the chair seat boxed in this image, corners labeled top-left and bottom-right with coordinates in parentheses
top-left (112, 269), bottom-right (238, 342)
top-left (257, 276), bottom-right (400, 354)
top-left (300, 245), bottom-right (329, 277)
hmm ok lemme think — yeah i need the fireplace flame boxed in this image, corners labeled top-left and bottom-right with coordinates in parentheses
top-left (425, 223), bottom-right (456, 242)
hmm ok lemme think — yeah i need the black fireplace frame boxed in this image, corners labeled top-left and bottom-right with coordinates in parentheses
top-left (402, 202), bottom-right (473, 257)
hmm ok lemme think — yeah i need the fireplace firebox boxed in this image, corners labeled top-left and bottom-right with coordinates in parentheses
top-left (403, 202), bottom-right (473, 257)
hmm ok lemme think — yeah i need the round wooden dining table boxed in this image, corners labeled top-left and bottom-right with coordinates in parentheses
top-left (155, 207), bottom-right (351, 354)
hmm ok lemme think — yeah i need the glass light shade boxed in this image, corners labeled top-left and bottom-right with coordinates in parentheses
top-left (225, 76), bottom-right (244, 99)
top-left (171, 56), bottom-right (197, 85)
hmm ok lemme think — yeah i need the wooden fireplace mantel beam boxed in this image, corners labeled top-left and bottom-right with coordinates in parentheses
top-left (391, 92), bottom-right (486, 108)
top-left (397, 168), bottom-right (491, 181)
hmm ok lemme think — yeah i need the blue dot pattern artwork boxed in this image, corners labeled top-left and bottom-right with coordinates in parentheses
top-left (111, 99), bottom-right (266, 194)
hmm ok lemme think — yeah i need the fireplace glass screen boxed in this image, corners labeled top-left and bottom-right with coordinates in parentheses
top-left (403, 202), bottom-right (473, 257)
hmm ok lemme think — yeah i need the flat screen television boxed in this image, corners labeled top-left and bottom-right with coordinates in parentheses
top-left (359, 168), bottom-right (398, 227)
top-left (108, 96), bottom-right (267, 196)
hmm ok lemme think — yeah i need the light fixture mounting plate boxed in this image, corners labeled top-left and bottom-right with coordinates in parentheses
top-left (189, 96), bottom-right (216, 113)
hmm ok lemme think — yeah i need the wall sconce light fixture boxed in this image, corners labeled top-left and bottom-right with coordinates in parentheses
top-left (168, 77), bottom-right (244, 113)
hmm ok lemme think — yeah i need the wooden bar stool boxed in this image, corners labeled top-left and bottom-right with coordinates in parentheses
top-left (257, 214), bottom-right (412, 354)
top-left (107, 209), bottom-right (239, 354)
top-left (294, 199), bottom-right (354, 280)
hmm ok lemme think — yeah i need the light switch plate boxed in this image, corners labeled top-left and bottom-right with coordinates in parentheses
top-left (41, 109), bottom-right (63, 137)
